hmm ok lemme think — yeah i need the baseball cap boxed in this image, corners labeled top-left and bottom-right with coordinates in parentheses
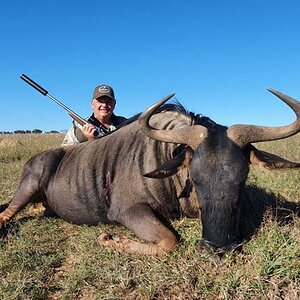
top-left (92, 84), bottom-right (115, 100)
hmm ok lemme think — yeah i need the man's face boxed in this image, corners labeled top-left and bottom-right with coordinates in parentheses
top-left (92, 96), bottom-right (116, 121)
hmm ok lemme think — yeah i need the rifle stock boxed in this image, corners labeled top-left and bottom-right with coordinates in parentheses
top-left (68, 112), bottom-right (88, 126)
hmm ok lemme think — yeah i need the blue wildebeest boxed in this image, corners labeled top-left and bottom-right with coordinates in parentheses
top-left (0, 89), bottom-right (299, 256)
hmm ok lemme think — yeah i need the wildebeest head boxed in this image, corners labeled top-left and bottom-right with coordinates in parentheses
top-left (139, 89), bottom-right (300, 251)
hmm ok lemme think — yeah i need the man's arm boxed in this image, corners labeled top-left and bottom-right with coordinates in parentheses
top-left (61, 122), bottom-right (88, 147)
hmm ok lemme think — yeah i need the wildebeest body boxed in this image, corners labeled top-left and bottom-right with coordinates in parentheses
top-left (1, 89), bottom-right (300, 256)
top-left (35, 112), bottom-right (189, 226)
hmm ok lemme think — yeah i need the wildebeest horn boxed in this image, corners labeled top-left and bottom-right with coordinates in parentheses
top-left (139, 94), bottom-right (208, 149)
top-left (227, 89), bottom-right (300, 147)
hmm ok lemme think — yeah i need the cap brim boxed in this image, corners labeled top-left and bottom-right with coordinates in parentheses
top-left (94, 95), bottom-right (115, 100)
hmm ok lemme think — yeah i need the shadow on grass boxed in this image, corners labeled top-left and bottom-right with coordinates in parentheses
top-left (0, 216), bottom-right (42, 242)
top-left (239, 184), bottom-right (300, 241)
top-left (0, 203), bottom-right (58, 241)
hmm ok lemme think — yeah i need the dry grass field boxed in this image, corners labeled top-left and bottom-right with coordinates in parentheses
top-left (0, 133), bottom-right (299, 300)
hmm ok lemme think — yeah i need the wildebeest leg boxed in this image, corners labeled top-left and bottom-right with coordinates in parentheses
top-left (0, 170), bottom-right (45, 230)
top-left (99, 203), bottom-right (178, 256)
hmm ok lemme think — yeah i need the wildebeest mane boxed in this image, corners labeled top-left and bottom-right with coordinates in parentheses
top-left (117, 100), bottom-right (224, 132)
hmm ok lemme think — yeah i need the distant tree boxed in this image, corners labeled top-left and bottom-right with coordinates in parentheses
top-left (45, 130), bottom-right (61, 134)
top-left (32, 129), bottom-right (43, 134)
top-left (25, 130), bottom-right (32, 134)
top-left (14, 130), bottom-right (25, 134)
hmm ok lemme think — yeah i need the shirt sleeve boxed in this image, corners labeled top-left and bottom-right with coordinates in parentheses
top-left (61, 122), bottom-right (87, 146)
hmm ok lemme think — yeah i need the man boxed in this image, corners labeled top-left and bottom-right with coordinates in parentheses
top-left (62, 84), bottom-right (127, 146)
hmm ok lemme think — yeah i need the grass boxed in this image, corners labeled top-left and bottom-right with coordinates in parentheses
top-left (0, 133), bottom-right (299, 299)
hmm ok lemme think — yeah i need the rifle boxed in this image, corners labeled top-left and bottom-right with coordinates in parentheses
top-left (20, 74), bottom-right (99, 136)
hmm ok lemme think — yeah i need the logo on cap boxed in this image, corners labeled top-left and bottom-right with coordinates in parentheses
top-left (99, 85), bottom-right (111, 94)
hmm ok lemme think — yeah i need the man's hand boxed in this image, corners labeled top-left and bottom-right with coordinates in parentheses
top-left (82, 124), bottom-right (97, 141)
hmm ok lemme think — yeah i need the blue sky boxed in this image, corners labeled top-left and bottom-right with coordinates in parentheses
top-left (1, 0), bottom-right (300, 132)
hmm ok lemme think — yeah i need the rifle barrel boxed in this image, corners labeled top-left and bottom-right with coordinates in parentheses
top-left (20, 74), bottom-right (100, 136)
top-left (46, 94), bottom-right (87, 125)
top-left (20, 74), bottom-right (87, 125)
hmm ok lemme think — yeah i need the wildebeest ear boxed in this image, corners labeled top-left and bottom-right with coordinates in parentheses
top-left (144, 147), bottom-right (193, 179)
top-left (249, 146), bottom-right (300, 170)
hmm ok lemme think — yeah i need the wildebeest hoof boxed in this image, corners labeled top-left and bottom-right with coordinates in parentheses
top-left (99, 233), bottom-right (112, 245)
top-left (98, 233), bottom-right (122, 246)
top-left (0, 219), bottom-right (8, 237)
top-left (0, 223), bottom-right (5, 238)
top-left (27, 203), bottom-right (46, 215)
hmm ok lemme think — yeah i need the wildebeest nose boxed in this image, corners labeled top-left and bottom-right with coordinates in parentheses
top-left (196, 239), bottom-right (242, 256)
